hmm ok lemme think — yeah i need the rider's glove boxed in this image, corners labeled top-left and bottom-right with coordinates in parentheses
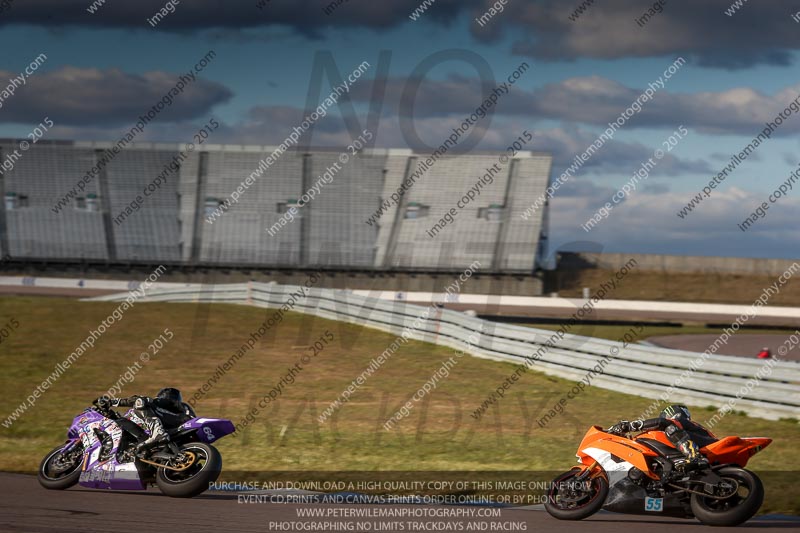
top-left (630, 420), bottom-right (644, 432)
top-left (609, 420), bottom-right (631, 434)
top-left (95, 397), bottom-right (111, 409)
top-left (133, 397), bottom-right (146, 409)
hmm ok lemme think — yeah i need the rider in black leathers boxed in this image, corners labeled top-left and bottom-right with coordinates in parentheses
top-left (609, 404), bottom-right (716, 471)
top-left (96, 388), bottom-right (192, 455)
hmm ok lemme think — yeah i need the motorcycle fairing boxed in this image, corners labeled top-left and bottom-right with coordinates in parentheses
top-left (581, 444), bottom-right (692, 518)
top-left (577, 426), bottom-right (660, 478)
top-left (178, 417), bottom-right (235, 443)
top-left (580, 446), bottom-right (635, 486)
top-left (702, 436), bottom-right (772, 467)
top-left (70, 409), bottom-right (146, 491)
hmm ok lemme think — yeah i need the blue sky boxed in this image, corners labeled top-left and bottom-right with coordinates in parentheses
top-left (1, 0), bottom-right (799, 259)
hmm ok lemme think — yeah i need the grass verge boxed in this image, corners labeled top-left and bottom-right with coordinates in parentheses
top-left (0, 296), bottom-right (797, 513)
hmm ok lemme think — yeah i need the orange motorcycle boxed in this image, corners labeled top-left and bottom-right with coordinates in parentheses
top-left (544, 424), bottom-right (771, 526)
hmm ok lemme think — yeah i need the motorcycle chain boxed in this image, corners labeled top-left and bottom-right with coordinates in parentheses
top-left (138, 451), bottom-right (197, 472)
top-left (667, 479), bottom-right (740, 500)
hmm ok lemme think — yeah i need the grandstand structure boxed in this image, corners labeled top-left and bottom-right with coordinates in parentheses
top-left (0, 140), bottom-right (551, 273)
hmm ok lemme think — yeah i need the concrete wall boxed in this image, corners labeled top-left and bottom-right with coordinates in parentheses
top-left (0, 262), bottom-right (544, 296)
top-left (559, 252), bottom-right (800, 276)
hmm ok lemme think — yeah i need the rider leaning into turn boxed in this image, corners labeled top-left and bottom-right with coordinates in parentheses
top-left (96, 388), bottom-right (191, 456)
top-left (609, 404), bottom-right (717, 471)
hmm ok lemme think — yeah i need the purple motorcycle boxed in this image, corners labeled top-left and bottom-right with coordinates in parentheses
top-left (37, 400), bottom-right (234, 498)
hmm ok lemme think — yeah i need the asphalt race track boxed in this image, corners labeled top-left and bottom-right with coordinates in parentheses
top-left (1, 473), bottom-right (798, 533)
top-left (649, 334), bottom-right (800, 362)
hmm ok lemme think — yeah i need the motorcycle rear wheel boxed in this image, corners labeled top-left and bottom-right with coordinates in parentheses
top-left (690, 467), bottom-right (763, 527)
top-left (155, 442), bottom-right (222, 498)
top-left (38, 444), bottom-right (83, 490)
top-left (544, 468), bottom-right (609, 520)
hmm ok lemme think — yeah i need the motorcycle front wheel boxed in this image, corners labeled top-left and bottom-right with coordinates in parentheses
top-left (155, 442), bottom-right (222, 498)
top-left (544, 468), bottom-right (609, 520)
top-left (38, 443), bottom-right (84, 490)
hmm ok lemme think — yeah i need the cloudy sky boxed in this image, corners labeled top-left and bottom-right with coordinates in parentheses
top-left (1, 0), bottom-right (799, 259)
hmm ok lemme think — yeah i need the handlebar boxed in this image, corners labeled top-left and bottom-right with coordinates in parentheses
top-left (91, 399), bottom-right (118, 419)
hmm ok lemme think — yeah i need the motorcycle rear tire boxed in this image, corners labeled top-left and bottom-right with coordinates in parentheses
top-left (690, 467), bottom-right (764, 527)
top-left (155, 442), bottom-right (222, 498)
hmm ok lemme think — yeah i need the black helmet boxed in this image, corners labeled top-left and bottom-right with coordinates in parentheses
top-left (156, 387), bottom-right (183, 409)
top-left (660, 404), bottom-right (691, 422)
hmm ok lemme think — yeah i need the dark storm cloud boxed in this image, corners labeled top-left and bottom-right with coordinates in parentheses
top-left (0, 67), bottom-right (232, 126)
top-left (469, 0), bottom-right (800, 69)
top-left (0, 0), bottom-right (477, 36)
top-left (3, 1), bottom-right (799, 69)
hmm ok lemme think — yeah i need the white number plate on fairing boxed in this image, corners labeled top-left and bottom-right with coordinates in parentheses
top-left (645, 497), bottom-right (663, 512)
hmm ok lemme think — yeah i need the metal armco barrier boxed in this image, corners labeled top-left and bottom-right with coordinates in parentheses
top-left (89, 282), bottom-right (800, 421)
